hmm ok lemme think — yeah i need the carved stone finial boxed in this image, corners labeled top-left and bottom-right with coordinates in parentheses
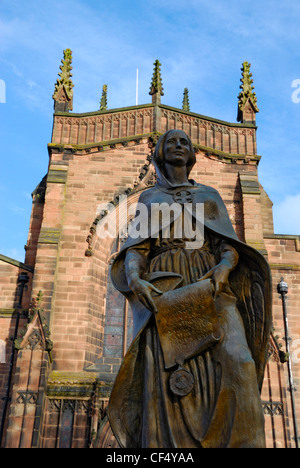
top-left (182, 88), bottom-right (190, 112)
top-left (15, 291), bottom-right (53, 361)
top-left (53, 48), bottom-right (74, 113)
top-left (149, 60), bottom-right (164, 105)
top-left (100, 84), bottom-right (108, 111)
top-left (237, 61), bottom-right (259, 124)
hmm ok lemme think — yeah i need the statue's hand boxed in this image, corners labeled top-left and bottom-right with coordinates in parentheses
top-left (197, 261), bottom-right (231, 298)
top-left (129, 278), bottom-right (163, 314)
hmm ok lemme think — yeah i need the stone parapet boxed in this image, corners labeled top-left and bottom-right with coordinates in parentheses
top-left (52, 103), bottom-right (257, 156)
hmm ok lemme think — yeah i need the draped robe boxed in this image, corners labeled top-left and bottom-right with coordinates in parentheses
top-left (107, 170), bottom-right (272, 449)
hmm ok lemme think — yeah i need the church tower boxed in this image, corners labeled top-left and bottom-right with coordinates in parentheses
top-left (0, 51), bottom-right (299, 449)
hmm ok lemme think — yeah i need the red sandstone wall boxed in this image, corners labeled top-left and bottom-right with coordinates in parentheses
top-left (29, 138), bottom-right (261, 373)
top-left (0, 261), bottom-right (32, 435)
top-left (0, 312), bottom-right (16, 426)
top-left (263, 237), bottom-right (300, 448)
top-left (30, 141), bottom-right (155, 371)
top-left (0, 261), bottom-right (21, 310)
top-left (24, 194), bottom-right (45, 269)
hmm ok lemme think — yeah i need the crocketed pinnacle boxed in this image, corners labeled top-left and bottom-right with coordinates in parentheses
top-left (149, 60), bottom-right (164, 104)
top-left (53, 48), bottom-right (74, 112)
top-left (237, 61), bottom-right (259, 122)
top-left (182, 88), bottom-right (190, 112)
top-left (100, 84), bottom-right (108, 111)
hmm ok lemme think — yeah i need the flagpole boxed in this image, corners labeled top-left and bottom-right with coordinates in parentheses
top-left (136, 68), bottom-right (138, 106)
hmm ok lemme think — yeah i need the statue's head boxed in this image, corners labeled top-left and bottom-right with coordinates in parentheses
top-left (153, 129), bottom-right (196, 179)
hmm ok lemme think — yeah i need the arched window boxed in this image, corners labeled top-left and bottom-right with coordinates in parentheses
top-left (103, 237), bottom-right (133, 358)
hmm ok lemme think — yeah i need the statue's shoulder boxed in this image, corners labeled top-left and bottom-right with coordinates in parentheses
top-left (192, 181), bottom-right (220, 195)
top-left (192, 182), bottom-right (227, 211)
top-left (136, 185), bottom-right (161, 201)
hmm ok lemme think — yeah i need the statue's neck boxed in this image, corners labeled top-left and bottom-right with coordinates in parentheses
top-left (163, 163), bottom-right (191, 186)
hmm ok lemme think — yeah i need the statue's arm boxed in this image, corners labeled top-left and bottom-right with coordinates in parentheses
top-left (125, 247), bottom-right (149, 290)
top-left (125, 243), bottom-right (162, 313)
top-left (218, 240), bottom-right (239, 273)
top-left (199, 239), bottom-right (239, 297)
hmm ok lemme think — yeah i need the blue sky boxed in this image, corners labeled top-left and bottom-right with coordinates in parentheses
top-left (1, 0), bottom-right (300, 262)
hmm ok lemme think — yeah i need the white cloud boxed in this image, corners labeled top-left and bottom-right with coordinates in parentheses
top-left (273, 193), bottom-right (300, 235)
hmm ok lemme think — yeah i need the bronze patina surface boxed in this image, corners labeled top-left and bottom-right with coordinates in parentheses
top-left (107, 130), bottom-right (272, 448)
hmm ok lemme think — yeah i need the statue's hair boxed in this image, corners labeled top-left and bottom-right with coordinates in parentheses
top-left (153, 129), bottom-right (196, 177)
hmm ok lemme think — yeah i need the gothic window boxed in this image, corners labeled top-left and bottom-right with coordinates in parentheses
top-left (103, 238), bottom-right (133, 359)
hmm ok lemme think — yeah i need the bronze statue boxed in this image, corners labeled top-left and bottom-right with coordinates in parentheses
top-left (108, 129), bottom-right (272, 448)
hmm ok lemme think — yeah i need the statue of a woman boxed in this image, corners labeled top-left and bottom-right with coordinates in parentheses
top-left (107, 130), bottom-right (272, 448)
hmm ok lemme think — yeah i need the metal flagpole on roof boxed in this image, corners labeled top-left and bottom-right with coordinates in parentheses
top-left (136, 68), bottom-right (138, 106)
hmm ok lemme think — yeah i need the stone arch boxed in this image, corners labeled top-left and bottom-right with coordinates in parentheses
top-left (82, 148), bottom-right (157, 367)
top-left (91, 188), bottom-right (151, 362)
top-left (102, 237), bottom-right (133, 359)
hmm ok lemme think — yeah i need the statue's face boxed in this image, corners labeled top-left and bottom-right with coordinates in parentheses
top-left (163, 130), bottom-right (191, 167)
